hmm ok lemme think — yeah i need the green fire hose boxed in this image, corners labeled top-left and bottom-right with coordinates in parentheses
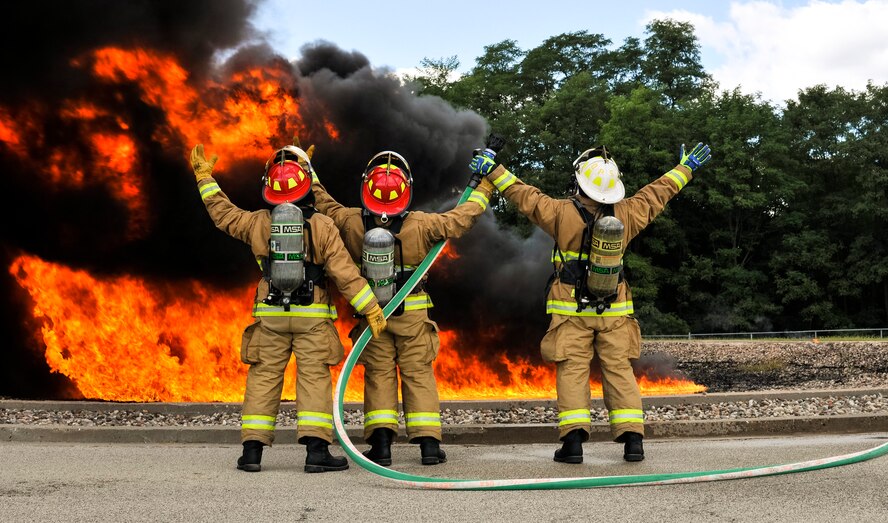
top-left (332, 184), bottom-right (888, 490)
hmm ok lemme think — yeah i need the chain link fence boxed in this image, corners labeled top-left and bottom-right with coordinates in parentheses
top-left (645, 328), bottom-right (888, 340)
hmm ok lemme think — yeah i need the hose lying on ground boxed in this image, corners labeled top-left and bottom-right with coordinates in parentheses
top-left (333, 185), bottom-right (888, 490)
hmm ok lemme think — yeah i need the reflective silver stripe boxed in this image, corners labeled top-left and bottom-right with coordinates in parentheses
top-left (404, 294), bottom-right (433, 310)
top-left (545, 300), bottom-right (634, 317)
top-left (608, 409), bottom-right (645, 424)
top-left (466, 191), bottom-right (489, 210)
top-left (664, 169), bottom-right (689, 190)
top-left (492, 170), bottom-right (517, 191)
top-left (297, 411), bottom-right (334, 429)
top-left (558, 409), bottom-right (591, 426)
top-left (405, 412), bottom-right (441, 427)
top-left (551, 250), bottom-right (588, 262)
top-left (350, 284), bottom-right (375, 312)
top-left (241, 415), bottom-right (276, 430)
top-left (252, 302), bottom-right (338, 319)
top-left (364, 410), bottom-right (399, 426)
top-left (199, 183), bottom-right (221, 200)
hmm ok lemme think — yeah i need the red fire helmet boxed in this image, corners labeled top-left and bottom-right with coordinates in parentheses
top-left (360, 151), bottom-right (413, 218)
top-left (262, 146), bottom-right (313, 205)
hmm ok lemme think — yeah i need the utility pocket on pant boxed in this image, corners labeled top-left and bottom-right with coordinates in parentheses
top-left (317, 320), bottom-right (345, 366)
top-left (540, 315), bottom-right (570, 362)
top-left (626, 316), bottom-right (642, 360)
top-left (422, 318), bottom-right (441, 364)
top-left (240, 319), bottom-right (262, 364)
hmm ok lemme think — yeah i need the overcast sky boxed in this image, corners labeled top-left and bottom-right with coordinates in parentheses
top-left (253, 0), bottom-right (888, 104)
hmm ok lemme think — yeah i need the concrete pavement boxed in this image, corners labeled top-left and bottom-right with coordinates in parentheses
top-left (3, 434), bottom-right (887, 522)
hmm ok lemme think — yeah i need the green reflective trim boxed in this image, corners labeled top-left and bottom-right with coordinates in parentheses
top-left (467, 191), bottom-right (489, 210)
top-left (545, 300), bottom-right (634, 317)
top-left (406, 412), bottom-right (441, 418)
top-left (492, 170), bottom-right (517, 191)
top-left (559, 409), bottom-right (590, 418)
top-left (365, 418), bottom-right (399, 427)
top-left (665, 169), bottom-right (688, 190)
top-left (609, 409), bottom-right (644, 415)
top-left (366, 409), bottom-right (399, 417)
top-left (558, 409), bottom-right (592, 426)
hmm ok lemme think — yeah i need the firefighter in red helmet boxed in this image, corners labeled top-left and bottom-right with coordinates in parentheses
top-left (190, 143), bottom-right (387, 473)
top-left (470, 140), bottom-right (711, 463)
top-left (310, 147), bottom-right (495, 466)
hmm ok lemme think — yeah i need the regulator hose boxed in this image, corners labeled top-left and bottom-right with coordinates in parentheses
top-left (332, 186), bottom-right (888, 490)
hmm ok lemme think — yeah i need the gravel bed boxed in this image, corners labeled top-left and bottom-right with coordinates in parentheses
top-left (1, 394), bottom-right (885, 427)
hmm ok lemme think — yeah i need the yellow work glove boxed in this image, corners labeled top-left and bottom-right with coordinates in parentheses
top-left (292, 135), bottom-right (315, 160)
top-left (363, 303), bottom-right (387, 339)
top-left (477, 176), bottom-right (495, 195)
top-left (190, 144), bottom-right (218, 182)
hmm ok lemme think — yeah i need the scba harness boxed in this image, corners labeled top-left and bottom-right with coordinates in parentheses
top-left (552, 199), bottom-right (625, 314)
top-left (262, 205), bottom-right (326, 311)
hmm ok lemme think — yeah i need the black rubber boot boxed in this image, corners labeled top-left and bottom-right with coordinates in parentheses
top-left (303, 437), bottom-right (349, 473)
top-left (619, 432), bottom-right (645, 462)
top-left (418, 437), bottom-right (447, 465)
top-left (554, 429), bottom-right (585, 464)
top-left (236, 440), bottom-right (264, 472)
top-left (362, 428), bottom-right (394, 466)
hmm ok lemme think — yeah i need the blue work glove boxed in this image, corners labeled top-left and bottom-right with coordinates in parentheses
top-left (469, 149), bottom-right (496, 177)
top-left (679, 142), bottom-right (712, 172)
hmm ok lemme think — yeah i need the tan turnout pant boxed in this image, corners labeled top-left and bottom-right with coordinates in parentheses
top-left (540, 314), bottom-right (644, 441)
top-left (356, 309), bottom-right (442, 442)
top-left (239, 315), bottom-right (344, 446)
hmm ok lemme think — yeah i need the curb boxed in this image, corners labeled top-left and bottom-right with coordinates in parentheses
top-left (2, 388), bottom-right (885, 415)
top-left (3, 414), bottom-right (887, 444)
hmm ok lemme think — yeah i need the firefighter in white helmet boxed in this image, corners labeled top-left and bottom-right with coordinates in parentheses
top-left (470, 140), bottom-right (711, 462)
top-left (190, 143), bottom-right (387, 473)
top-left (308, 144), bottom-right (495, 466)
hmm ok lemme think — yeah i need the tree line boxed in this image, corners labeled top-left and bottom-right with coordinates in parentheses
top-left (408, 20), bottom-right (888, 334)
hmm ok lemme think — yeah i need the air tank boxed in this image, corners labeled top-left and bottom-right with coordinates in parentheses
top-left (362, 227), bottom-right (397, 305)
top-left (268, 203), bottom-right (305, 303)
top-left (586, 216), bottom-right (624, 299)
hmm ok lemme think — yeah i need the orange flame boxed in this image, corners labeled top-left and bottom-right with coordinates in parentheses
top-left (11, 254), bottom-right (705, 402)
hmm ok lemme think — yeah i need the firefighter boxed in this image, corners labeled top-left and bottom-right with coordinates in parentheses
top-left (469, 141), bottom-right (711, 462)
top-left (190, 143), bottom-right (387, 473)
top-left (309, 148), bottom-right (495, 466)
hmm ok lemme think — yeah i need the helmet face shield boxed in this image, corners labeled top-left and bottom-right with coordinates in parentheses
top-left (360, 151), bottom-right (413, 218)
top-left (262, 146), bottom-right (314, 205)
top-left (573, 146), bottom-right (625, 204)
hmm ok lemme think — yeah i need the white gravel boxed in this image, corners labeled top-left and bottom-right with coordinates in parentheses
top-left (1, 393), bottom-right (885, 426)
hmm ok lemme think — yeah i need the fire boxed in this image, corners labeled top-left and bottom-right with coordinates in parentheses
top-left (11, 254), bottom-right (705, 402)
top-left (90, 47), bottom-right (308, 167)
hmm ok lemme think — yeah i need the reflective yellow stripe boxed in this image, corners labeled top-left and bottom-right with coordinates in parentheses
top-left (492, 170), bottom-right (517, 191)
top-left (403, 294), bottom-right (433, 310)
top-left (466, 191), bottom-right (489, 210)
top-left (252, 302), bottom-right (338, 319)
top-left (664, 169), bottom-right (689, 190)
top-left (609, 409), bottom-right (645, 424)
top-left (350, 284), bottom-right (375, 312)
top-left (241, 415), bottom-right (276, 431)
top-left (406, 412), bottom-right (441, 427)
top-left (551, 250), bottom-right (588, 263)
top-left (199, 182), bottom-right (221, 200)
top-left (298, 411), bottom-right (334, 429)
top-left (364, 409), bottom-right (399, 426)
top-left (558, 409), bottom-right (592, 426)
top-left (546, 300), bottom-right (634, 317)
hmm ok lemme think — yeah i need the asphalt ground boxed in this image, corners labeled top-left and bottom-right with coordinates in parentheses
top-left (3, 434), bottom-right (887, 522)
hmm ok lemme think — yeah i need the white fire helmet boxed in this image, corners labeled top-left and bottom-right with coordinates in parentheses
top-left (573, 146), bottom-right (625, 204)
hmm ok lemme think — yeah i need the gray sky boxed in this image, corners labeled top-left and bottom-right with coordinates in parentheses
top-left (252, 0), bottom-right (888, 103)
